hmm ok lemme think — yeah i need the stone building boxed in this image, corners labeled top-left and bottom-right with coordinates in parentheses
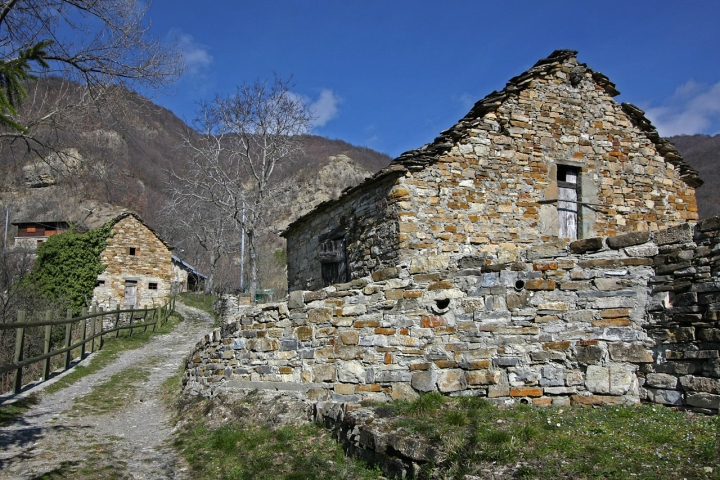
top-left (184, 51), bottom-right (719, 414)
top-left (92, 212), bottom-right (174, 309)
top-left (12, 221), bottom-right (69, 249)
top-left (283, 50), bottom-right (701, 292)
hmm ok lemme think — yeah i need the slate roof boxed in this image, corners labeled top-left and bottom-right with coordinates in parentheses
top-left (282, 50), bottom-right (702, 236)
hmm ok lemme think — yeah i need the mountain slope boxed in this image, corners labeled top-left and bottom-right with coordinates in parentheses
top-left (670, 134), bottom-right (720, 219)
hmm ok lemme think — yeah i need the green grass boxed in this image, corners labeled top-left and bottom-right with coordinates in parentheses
top-left (172, 398), bottom-right (382, 480)
top-left (68, 365), bottom-right (151, 416)
top-left (370, 397), bottom-right (720, 479)
top-left (43, 312), bottom-right (182, 395)
top-left (179, 292), bottom-right (219, 324)
top-left (0, 393), bottom-right (40, 426)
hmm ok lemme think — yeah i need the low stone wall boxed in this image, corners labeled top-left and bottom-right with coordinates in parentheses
top-left (641, 218), bottom-right (720, 413)
top-left (184, 220), bottom-right (720, 413)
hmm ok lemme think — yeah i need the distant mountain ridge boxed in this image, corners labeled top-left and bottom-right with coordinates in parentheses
top-left (669, 134), bottom-right (720, 219)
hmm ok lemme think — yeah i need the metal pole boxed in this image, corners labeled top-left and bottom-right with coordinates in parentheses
top-left (3, 208), bottom-right (8, 251)
top-left (240, 202), bottom-right (245, 292)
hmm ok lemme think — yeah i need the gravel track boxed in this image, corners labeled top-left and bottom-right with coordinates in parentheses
top-left (0, 303), bottom-right (214, 480)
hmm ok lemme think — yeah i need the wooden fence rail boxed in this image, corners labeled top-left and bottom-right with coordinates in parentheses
top-left (0, 296), bottom-right (176, 394)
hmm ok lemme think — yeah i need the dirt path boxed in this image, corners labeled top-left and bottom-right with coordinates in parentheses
top-left (0, 303), bottom-right (214, 480)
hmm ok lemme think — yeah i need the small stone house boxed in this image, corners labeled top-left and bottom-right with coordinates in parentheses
top-left (92, 212), bottom-right (174, 309)
top-left (283, 50), bottom-right (701, 292)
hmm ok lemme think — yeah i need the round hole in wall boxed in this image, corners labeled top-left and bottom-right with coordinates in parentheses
top-left (435, 298), bottom-right (450, 310)
top-left (514, 279), bottom-right (525, 291)
top-left (520, 398), bottom-right (530, 405)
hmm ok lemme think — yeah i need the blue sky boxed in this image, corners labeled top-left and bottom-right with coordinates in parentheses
top-left (144, 1), bottom-right (720, 158)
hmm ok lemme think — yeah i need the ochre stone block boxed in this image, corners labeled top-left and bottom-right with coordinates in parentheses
top-left (543, 341), bottom-right (571, 351)
top-left (356, 384), bottom-right (382, 392)
top-left (592, 318), bottom-right (632, 327)
top-left (420, 315), bottom-right (446, 328)
top-left (339, 330), bottom-right (359, 345)
top-left (525, 279), bottom-right (557, 291)
top-left (510, 387), bottom-right (543, 397)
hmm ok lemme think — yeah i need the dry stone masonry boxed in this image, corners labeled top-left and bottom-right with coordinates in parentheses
top-left (185, 220), bottom-right (720, 413)
top-left (284, 50), bottom-right (699, 292)
top-left (184, 51), bottom-right (716, 413)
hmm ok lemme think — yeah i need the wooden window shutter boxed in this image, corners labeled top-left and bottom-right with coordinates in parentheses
top-left (320, 238), bottom-right (347, 287)
top-left (558, 166), bottom-right (579, 240)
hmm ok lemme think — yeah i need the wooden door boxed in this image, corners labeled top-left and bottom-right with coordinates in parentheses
top-left (124, 281), bottom-right (137, 306)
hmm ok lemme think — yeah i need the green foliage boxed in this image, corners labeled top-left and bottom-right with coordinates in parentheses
top-left (0, 40), bottom-right (52, 131)
top-left (24, 222), bottom-right (113, 313)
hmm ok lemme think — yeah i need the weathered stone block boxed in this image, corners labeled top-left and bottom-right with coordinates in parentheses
top-left (645, 388), bottom-right (684, 406)
top-left (337, 361), bottom-right (365, 383)
top-left (372, 267), bottom-right (399, 282)
top-left (570, 394), bottom-right (626, 406)
top-left (288, 290), bottom-right (305, 309)
top-left (307, 308), bottom-right (332, 323)
top-left (526, 241), bottom-right (567, 260)
top-left (510, 386), bottom-right (543, 397)
top-left (680, 375), bottom-right (720, 394)
top-left (314, 364), bottom-right (337, 382)
top-left (437, 369), bottom-right (467, 392)
top-left (411, 370), bottom-right (437, 392)
top-left (608, 343), bottom-right (654, 363)
top-left (655, 223), bottom-right (693, 246)
top-left (466, 369), bottom-right (501, 385)
top-left (606, 231), bottom-right (650, 249)
top-left (686, 392), bottom-right (720, 409)
top-left (525, 279), bottom-right (556, 291)
top-left (645, 373), bottom-right (678, 389)
top-left (569, 237), bottom-right (604, 254)
top-left (248, 338), bottom-right (278, 352)
top-left (339, 330), bottom-right (359, 345)
top-left (295, 325), bottom-right (313, 341)
top-left (391, 382), bottom-right (420, 401)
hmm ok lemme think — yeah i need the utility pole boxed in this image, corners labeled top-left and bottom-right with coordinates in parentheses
top-left (3, 208), bottom-right (8, 251)
top-left (240, 202), bottom-right (245, 292)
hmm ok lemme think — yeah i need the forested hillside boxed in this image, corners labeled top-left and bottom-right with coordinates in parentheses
top-left (669, 134), bottom-right (720, 219)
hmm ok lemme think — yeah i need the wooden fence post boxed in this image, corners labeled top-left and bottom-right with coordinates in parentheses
top-left (80, 307), bottom-right (87, 359)
top-left (150, 307), bottom-right (157, 332)
top-left (115, 305), bottom-right (121, 338)
top-left (142, 308), bottom-right (148, 333)
top-left (42, 311), bottom-right (52, 381)
top-left (64, 308), bottom-right (72, 370)
top-left (129, 305), bottom-right (135, 337)
top-left (98, 307), bottom-right (104, 350)
top-left (12, 310), bottom-right (26, 394)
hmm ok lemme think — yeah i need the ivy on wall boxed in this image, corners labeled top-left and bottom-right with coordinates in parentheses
top-left (24, 222), bottom-right (114, 313)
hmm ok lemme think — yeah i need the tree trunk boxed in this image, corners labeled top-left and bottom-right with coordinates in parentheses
top-left (204, 251), bottom-right (220, 295)
top-left (247, 229), bottom-right (257, 304)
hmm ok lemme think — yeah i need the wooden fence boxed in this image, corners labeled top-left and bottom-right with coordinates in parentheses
top-left (0, 296), bottom-right (176, 394)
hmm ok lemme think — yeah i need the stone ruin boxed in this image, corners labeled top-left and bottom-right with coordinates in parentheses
top-left (183, 50), bottom-right (718, 413)
top-left (184, 218), bottom-right (720, 413)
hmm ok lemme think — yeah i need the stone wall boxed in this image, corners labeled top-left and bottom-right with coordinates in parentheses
top-left (92, 214), bottom-right (173, 309)
top-left (640, 218), bottom-right (720, 413)
top-left (286, 176), bottom-right (400, 292)
top-left (187, 223), bottom-right (720, 410)
top-left (394, 58), bottom-right (698, 257)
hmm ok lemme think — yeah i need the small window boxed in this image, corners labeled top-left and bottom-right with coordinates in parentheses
top-left (319, 237), bottom-right (348, 287)
top-left (36, 239), bottom-right (44, 245)
top-left (557, 165), bottom-right (580, 240)
top-left (128, 247), bottom-right (136, 256)
top-left (97, 280), bottom-right (105, 287)
top-left (148, 282), bottom-right (158, 290)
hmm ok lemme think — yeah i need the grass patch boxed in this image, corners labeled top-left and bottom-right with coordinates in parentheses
top-left (172, 397), bottom-right (381, 480)
top-left (43, 312), bottom-right (182, 395)
top-left (179, 293), bottom-right (219, 323)
top-left (0, 393), bottom-right (40, 426)
top-left (68, 365), bottom-right (150, 416)
top-left (372, 399), bottom-right (720, 479)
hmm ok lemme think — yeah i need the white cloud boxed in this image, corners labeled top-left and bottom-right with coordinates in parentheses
top-left (308, 89), bottom-right (341, 128)
top-left (645, 80), bottom-right (720, 136)
top-left (170, 30), bottom-right (213, 75)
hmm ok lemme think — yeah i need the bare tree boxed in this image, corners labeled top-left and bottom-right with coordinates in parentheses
top-left (160, 194), bottom-right (240, 295)
top-left (0, 0), bottom-right (184, 157)
top-left (168, 76), bottom-right (312, 301)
